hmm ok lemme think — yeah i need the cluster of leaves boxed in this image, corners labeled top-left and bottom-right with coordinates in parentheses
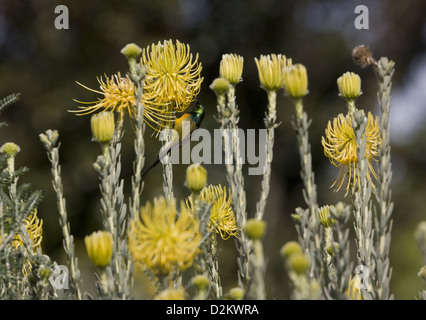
top-left (0, 94), bottom-right (58, 299)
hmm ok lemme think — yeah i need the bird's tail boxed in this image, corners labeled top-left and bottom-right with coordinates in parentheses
top-left (141, 155), bottom-right (161, 178)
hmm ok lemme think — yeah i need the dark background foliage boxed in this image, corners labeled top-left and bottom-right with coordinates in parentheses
top-left (0, 0), bottom-right (425, 299)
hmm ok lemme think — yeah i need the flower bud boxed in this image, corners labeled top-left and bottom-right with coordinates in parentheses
top-left (84, 231), bottom-right (113, 269)
top-left (219, 54), bottom-right (244, 86)
top-left (209, 77), bottom-right (230, 96)
top-left (192, 274), bottom-right (210, 290)
top-left (121, 43), bottom-right (142, 61)
top-left (318, 205), bottom-right (335, 228)
top-left (38, 266), bottom-right (52, 281)
top-left (91, 112), bottom-right (115, 144)
top-left (154, 287), bottom-right (185, 300)
top-left (186, 163), bottom-right (207, 193)
top-left (254, 54), bottom-right (292, 91)
top-left (283, 64), bottom-right (308, 99)
top-left (337, 72), bottom-right (362, 100)
top-left (280, 241), bottom-right (302, 259)
top-left (226, 287), bottom-right (245, 300)
top-left (39, 129), bottom-right (59, 150)
top-left (0, 142), bottom-right (20, 157)
top-left (288, 252), bottom-right (310, 274)
top-left (244, 218), bottom-right (266, 240)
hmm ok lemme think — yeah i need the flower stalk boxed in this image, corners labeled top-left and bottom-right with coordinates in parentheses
top-left (39, 129), bottom-right (83, 300)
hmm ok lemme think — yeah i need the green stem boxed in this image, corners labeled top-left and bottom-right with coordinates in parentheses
top-left (40, 130), bottom-right (83, 300)
top-left (255, 90), bottom-right (277, 220)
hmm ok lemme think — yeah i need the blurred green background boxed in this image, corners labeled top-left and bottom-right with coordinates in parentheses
top-left (0, 0), bottom-right (425, 299)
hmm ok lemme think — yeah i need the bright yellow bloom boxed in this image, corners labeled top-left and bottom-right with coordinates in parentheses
top-left (0, 209), bottom-right (44, 276)
top-left (71, 73), bottom-right (174, 133)
top-left (322, 112), bottom-right (381, 194)
top-left (12, 209), bottom-right (43, 251)
top-left (283, 64), bottom-right (308, 99)
top-left (128, 196), bottom-right (201, 275)
top-left (142, 39), bottom-right (203, 112)
top-left (187, 184), bottom-right (238, 240)
top-left (220, 54), bottom-right (244, 86)
top-left (254, 54), bottom-right (292, 91)
top-left (337, 72), bottom-right (362, 100)
top-left (84, 230), bottom-right (113, 269)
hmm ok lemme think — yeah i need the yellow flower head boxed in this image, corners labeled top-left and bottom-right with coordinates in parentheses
top-left (187, 184), bottom-right (238, 240)
top-left (0, 209), bottom-right (43, 276)
top-left (283, 64), bottom-right (308, 99)
top-left (254, 54), bottom-right (292, 91)
top-left (337, 72), bottom-right (362, 100)
top-left (142, 39), bottom-right (203, 113)
top-left (12, 209), bottom-right (43, 251)
top-left (220, 54), bottom-right (244, 86)
top-left (84, 230), bottom-right (113, 269)
top-left (128, 196), bottom-right (201, 275)
top-left (71, 73), bottom-right (174, 133)
top-left (321, 112), bottom-right (381, 194)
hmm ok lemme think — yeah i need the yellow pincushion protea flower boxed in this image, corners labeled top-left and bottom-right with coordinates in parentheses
top-left (128, 196), bottom-right (201, 275)
top-left (187, 184), bottom-right (238, 240)
top-left (12, 209), bottom-right (43, 251)
top-left (71, 72), bottom-right (174, 133)
top-left (142, 39), bottom-right (203, 113)
top-left (0, 209), bottom-right (44, 275)
top-left (321, 112), bottom-right (381, 194)
top-left (254, 54), bottom-right (292, 91)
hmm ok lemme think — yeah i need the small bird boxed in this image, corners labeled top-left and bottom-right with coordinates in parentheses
top-left (141, 100), bottom-right (205, 177)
